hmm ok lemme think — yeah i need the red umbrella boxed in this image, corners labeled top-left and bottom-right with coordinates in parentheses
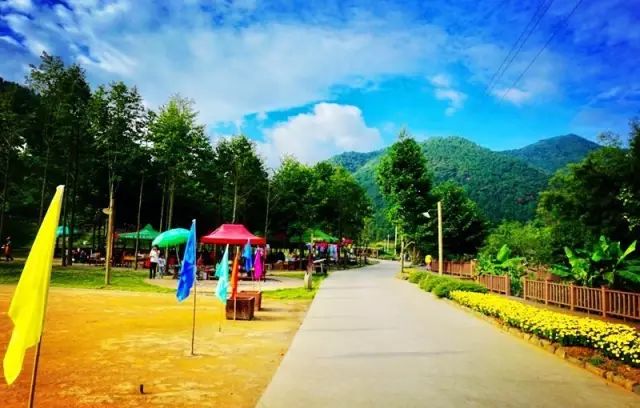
top-left (200, 224), bottom-right (266, 245)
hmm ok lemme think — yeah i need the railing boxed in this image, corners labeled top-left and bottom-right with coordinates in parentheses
top-left (522, 279), bottom-right (640, 320)
top-left (430, 261), bottom-right (475, 278)
top-left (476, 275), bottom-right (510, 296)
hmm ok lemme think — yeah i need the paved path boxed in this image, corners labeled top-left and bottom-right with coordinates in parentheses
top-left (257, 261), bottom-right (640, 407)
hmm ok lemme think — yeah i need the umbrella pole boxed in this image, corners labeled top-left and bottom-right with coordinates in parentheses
top-left (191, 279), bottom-right (197, 355)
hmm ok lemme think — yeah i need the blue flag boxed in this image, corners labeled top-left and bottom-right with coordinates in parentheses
top-left (243, 240), bottom-right (253, 272)
top-left (176, 219), bottom-right (197, 302)
top-left (215, 245), bottom-right (230, 304)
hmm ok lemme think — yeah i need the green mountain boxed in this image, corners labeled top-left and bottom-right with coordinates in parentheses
top-left (352, 137), bottom-right (548, 224)
top-left (500, 134), bottom-right (600, 173)
top-left (330, 150), bottom-right (383, 172)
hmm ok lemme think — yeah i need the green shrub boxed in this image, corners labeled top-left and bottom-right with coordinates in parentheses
top-left (432, 279), bottom-right (488, 298)
top-left (422, 275), bottom-right (448, 291)
top-left (408, 270), bottom-right (427, 284)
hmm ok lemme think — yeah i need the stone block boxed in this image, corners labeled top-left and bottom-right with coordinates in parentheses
top-left (585, 363), bottom-right (606, 378)
top-left (567, 356), bottom-right (584, 367)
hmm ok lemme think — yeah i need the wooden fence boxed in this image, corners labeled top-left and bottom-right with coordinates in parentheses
top-left (476, 275), bottom-right (511, 296)
top-left (523, 279), bottom-right (640, 320)
top-left (430, 260), bottom-right (475, 278)
top-left (424, 261), bottom-right (640, 321)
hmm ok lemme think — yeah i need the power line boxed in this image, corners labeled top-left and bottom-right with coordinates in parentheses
top-left (485, 0), bottom-right (554, 93)
top-left (501, 0), bottom-right (585, 101)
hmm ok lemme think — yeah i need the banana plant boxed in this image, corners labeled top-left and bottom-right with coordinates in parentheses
top-left (552, 236), bottom-right (637, 287)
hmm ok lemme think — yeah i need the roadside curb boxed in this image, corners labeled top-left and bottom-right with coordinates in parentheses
top-left (442, 297), bottom-right (640, 396)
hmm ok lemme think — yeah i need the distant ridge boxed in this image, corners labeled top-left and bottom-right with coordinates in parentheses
top-left (329, 134), bottom-right (600, 235)
top-left (501, 134), bottom-right (600, 173)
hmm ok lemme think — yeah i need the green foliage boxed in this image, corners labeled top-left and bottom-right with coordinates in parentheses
top-left (268, 158), bottom-right (371, 245)
top-left (432, 181), bottom-right (487, 257)
top-left (350, 135), bottom-right (575, 241)
top-left (376, 129), bottom-right (434, 253)
top-left (480, 221), bottom-right (554, 266)
top-left (432, 279), bottom-right (488, 298)
top-left (478, 244), bottom-right (525, 295)
top-left (537, 147), bottom-right (632, 251)
top-left (411, 273), bottom-right (487, 298)
top-left (419, 275), bottom-right (447, 291)
top-left (551, 235), bottom-right (638, 288)
top-left (408, 270), bottom-right (427, 283)
top-left (501, 134), bottom-right (600, 174)
top-left (329, 150), bottom-right (383, 173)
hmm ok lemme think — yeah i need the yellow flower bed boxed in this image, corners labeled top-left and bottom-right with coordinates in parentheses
top-left (450, 291), bottom-right (640, 366)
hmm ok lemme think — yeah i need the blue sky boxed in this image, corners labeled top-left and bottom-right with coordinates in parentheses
top-left (1, 0), bottom-right (639, 166)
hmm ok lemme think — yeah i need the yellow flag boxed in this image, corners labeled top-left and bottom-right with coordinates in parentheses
top-left (3, 185), bottom-right (64, 385)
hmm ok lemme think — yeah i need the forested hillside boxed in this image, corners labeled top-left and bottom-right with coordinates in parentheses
top-left (341, 135), bottom-right (596, 240)
top-left (501, 134), bottom-right (600, 173)
top-left (329, 150), bottom-right (382, 172)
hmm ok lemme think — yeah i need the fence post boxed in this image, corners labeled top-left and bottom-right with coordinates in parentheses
top-left (489, 275), bottom-right (493, 293)
top-left (505, 276), bottom-right (511, 297)
top-left (544, 280), bottom-right (549, 305)
top-left (569, 283), bottom-right (575, 311)
top-left (601, 286), bottom-right (607, 317)
top-left (522, 278), bottom-right (527, 300)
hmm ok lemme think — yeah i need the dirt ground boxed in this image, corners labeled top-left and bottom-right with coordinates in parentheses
top-left (0, 285), bottom-right (309, 407)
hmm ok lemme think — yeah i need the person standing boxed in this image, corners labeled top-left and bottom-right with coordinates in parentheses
top-left (4, 236), bottom-right (13, 262)
top-left (149, 245), bottom-right (159, 279)
top-left (425, 254), bottom-right (433, 271)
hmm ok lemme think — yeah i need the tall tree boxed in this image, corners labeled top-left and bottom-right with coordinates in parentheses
top-left (376, 129), bottom-right (435, 263)
top-left (150, 95), bottom-right (209, 230)
top-left (213, 135), bottom-right (267, 227)
top-left (431, 181), bottom-right (487, 258)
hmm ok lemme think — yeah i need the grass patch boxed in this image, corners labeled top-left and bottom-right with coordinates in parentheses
top-left (263, 273), bottom-right (327, 300)
top-left (0, 262), bottom-right (173, 293)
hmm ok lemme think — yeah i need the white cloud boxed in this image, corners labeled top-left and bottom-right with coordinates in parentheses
top-left (0, 1), bottom-right (447, 125)
top-left (430, 73), bottom-right (467, 115)
top-left (1, 0), bottom-right (32, 12)
top-left (258, 103), bottom-right (382, 167)
top-left (0, 36), bottom-right (21, 48)
top-left (429, 74), bottom-right (451, 88)
top-left (491, 87), bottom-right (532, 105)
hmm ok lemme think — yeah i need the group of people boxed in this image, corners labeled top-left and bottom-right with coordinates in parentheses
top-left (2, 236), bottom-right (13, 262)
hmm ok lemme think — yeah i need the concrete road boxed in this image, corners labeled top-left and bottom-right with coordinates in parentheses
top-left (257, 260), bottom-right (640, 408)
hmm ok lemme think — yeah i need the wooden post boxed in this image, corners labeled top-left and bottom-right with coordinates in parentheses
top-left (522, 278), bottom-right (527, 300)
top-left (544, 280), bottom-right (549, 305)
top-left (505, 276), bottom-right (511, 297)
top-left (103, 190), bottom-right (115, 285)
top-left (601, 286), bottom-right (607, 317)
top-left (569, 283), bottom-right (575, 311)
top-left (489, 275), bottom-right (493, 292)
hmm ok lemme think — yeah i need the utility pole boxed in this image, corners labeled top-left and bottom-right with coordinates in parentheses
top-left (103, 191), bottom-right (115, 285)
top-left (437, 201), bottom-right (443, 276)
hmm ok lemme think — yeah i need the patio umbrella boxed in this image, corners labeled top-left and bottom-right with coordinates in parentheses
top-left (118, 224), bottom-right (160, 241)
top-left (152, 228), bottom-right (190, 247)
top-left (55, 225), bottom-right (78, 238)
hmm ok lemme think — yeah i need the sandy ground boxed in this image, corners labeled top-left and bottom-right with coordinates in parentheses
top-left (0, 285), bottom-right (309, 407)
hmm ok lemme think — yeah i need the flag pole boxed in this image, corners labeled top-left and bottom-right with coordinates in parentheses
top-left (26, 190), bottom-right (62, 408)
top-left (28, 337), bottom-right (44, 408)
top-left (190, 279), bottom-right (197, 355)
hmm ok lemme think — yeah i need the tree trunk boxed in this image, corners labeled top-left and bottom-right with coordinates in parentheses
top-left (134, 174), bottom-right (144, 270)
top-left (159, 177), bottom-right (166, 231)
top-left (231, 178), bottom-right (238, 223)
top-left (38, 145), bottom-right (50, 222)
top-left (67, 130), bottom-right (81, 266)
top-left (264, 180), bottom-right (270, 238)
top-left (167, 176), bottom-right (175, 230)
top-left (60, 164), bottom-right (70, 266)
top-left (0, 153), bottom-right (9, 243)
top-left (105, 187), bottom-right (115, 285)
